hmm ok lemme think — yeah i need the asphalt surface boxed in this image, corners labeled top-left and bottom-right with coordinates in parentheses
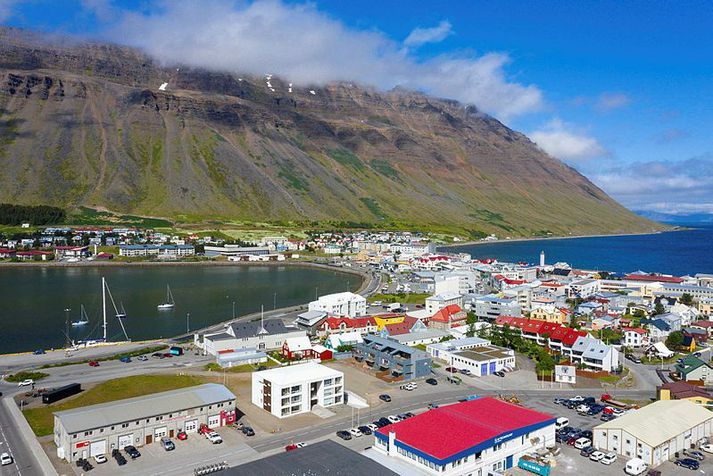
top-left (0, 401), bottom-right (35, 476)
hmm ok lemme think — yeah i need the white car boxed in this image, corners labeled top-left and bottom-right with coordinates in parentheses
top-left (349, 428), bottom-right (363, 437)
top-left (366, 423), bottom-right (379, 432)
top-left (17, 379), bottom-right (33, 387)
top-left (576, 404), bottom-right (590, 414)
top-left (589, 451), bottom-right (605, 462)
top-left (93, 454), bottom-right (107, 464)
top-left (387, 415), bottom-right (401, 424)
top-left (601, 452), bottom-right (617, 465)
top-left (206, 432), bottom-right (223, 444)
top-left (701, 443), bottom-right (713, 454)
top-left (570, 395), bottom-right (585, 402)
top-left (0, 453), bottom-right (12, 466)
top-left (574, 437), bottom-right (592, 450)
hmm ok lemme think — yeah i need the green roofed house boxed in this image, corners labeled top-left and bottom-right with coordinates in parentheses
top-left (675, 355), bottom-right (713, 384)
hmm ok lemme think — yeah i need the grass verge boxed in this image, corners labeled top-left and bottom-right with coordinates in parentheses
top-left (368, 293), bottom-right (430, 304)
top-left (5, 371), bottom-right (49, 382)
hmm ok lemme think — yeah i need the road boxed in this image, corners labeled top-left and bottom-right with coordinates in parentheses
top-left (0, 400), bottom-right (37, 476)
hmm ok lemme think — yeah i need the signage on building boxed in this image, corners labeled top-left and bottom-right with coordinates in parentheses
top-left (554, 365), bottom-right (576, 384)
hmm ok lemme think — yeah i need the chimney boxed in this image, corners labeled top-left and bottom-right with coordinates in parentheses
top-left (388, 431), bottom-right (397, 456)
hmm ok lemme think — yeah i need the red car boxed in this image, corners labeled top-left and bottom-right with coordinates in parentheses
top-left (445, 367), bottom-right (458, 373)
top-left (88, 361), bottom-right (100, 367)
top-left (177, 431), bottom-right (187, 441)
top-left (285, 444), bottom-right (298, 452)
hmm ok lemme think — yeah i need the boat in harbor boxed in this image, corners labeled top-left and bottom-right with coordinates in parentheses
top-left (157, 284), bottom-right (175, 310)
top-left (70, 304), bottom-right (89, 327)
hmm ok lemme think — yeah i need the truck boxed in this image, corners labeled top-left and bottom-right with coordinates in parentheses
top-left (601, 393), bottom-right (636, 409)
top-left (42, 383), bottom-right (81, 404)
top-left (387, 302), bottom-right (401, 312)
top-left (169, 346), bottom-right (184, 356)
top-left (518, 456), bottom-right (551, 476)
top-left (624, 458), bottom-right (649, 475)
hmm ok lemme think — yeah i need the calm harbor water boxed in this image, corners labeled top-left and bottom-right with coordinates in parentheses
top-left (444, 225), bottom-right (713, 276)
top-left (0, 265), bottom-right (359, 353)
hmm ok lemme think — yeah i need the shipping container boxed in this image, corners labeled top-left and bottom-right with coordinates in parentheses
top-left (169, 346), bottom-right (184, 356)
top-left (42, 383), bottom-right (81, 404)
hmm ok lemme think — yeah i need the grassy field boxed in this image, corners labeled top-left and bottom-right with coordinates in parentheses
top-left (23, 374), bottom-right (207, 436)
top-left (5, 371), bottom-right (49, 382)
top-left (368, 293), bottom-right (430, 304)
top-left (203, 360), bottom-right (280, 373)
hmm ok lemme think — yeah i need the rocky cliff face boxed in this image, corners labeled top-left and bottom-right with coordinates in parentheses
top-left (0, 27), bottom-right (660, 236)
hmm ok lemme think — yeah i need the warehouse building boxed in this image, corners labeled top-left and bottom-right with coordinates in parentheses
top-left (53, 384), bottom-right (237, 463)
top-left (251, 362), bottom-right (344, 418)
top-left (426, 337), bottom-right (516, 376)
top-left (593, 400), bottom-right (713, 467)
top-left (374, 397), bottom-right (556, 475)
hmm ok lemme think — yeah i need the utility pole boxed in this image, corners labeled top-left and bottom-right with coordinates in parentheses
top-left (232, 301), bottom-right (236, 319)
top-left (186, 313), bottom-right (190, 333)
top-left (273, 292), bottom-right (277, 311)
top-left (64, 307), bottom-right (71, 347)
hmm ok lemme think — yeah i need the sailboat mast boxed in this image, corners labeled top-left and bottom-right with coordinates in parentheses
top-left (102, 277), bottom-right (107, 341)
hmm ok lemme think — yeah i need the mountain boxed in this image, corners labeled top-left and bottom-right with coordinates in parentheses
top-left (0, 27), bottom-right (663, 237)
top-left (635, 210), bottom-right (713, 225)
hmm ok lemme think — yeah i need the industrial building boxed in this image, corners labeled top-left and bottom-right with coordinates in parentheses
top-left (374, 397), bottom-right (556, 475)
top-left (53, 384), bottom-right (236, 463)
top-left (251, 362), bottom-right (344, 418)
top-left (426, 337), bottom-right (516, 376)
top-left (593, 400), bottom-right (713, 467)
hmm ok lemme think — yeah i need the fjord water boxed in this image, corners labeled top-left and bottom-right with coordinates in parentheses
top-left (446, 225), bottom-right (713, 276)
top-left (0, 265), bottom-right (358, 354)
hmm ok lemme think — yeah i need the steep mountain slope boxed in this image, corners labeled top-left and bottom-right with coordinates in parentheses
top-left (0, 27), bottom-right (662, 236)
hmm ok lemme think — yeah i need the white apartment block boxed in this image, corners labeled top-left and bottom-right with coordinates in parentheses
top-left (308, 292), bottom-right (367, 317)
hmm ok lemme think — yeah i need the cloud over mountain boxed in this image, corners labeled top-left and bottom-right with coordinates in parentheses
top-left (529, 119), bottom-right (608, 163)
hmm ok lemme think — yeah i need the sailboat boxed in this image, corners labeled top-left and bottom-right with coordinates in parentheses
top-left (157, 284), bottom-right (175, 310)
top-left (102, 277), bottom-right (130, 341)
top-left (71, 304), bottom-right (89, 327)
top-left (116, 301), bottom-right (127, 319)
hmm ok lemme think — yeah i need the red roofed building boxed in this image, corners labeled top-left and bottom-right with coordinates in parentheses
top-left (624, 273), bottom-right (684, 284)
top-left (15, 250), bottom-right (52, 261)
top-left (623, 328), bottom-right (649, 348)
top-left (428, 304), bottom-right (467, 330)
top-left (374, 397), bottom-right (556, 474)
top-left (0, 248), bottom-right (16, 259)
top-left (315, 317), bottom-right (377, 337)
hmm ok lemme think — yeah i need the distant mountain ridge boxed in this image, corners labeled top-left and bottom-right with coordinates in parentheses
top-left (635, 210), bottom-right (713, 225)
top-left (0, 27), bottom-right (663, 236)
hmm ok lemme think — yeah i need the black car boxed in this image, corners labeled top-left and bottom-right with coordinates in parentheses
top-left (379, 394), bottom-right (391, 402)
top-left (124, 445), bottom-right (141, 459)
top-left (336, 430), bottom-right (352, 441)
top-left (426, 378), bottom-right (438, 385)
top-left (242, 426), bottom-right (255, 436)
top-left (580, 430), bottom-right (593, 440)
top-left (112, 450), bottom-right (127, 466)
top-left (494, 371), bottom-right (506, 377)
top-left (376, 417), bottom-right (391, 427)
top-left (587, 404), bottom-right (604, 415)
top-left (600, 413), bottom-right (615, 422)
top-left (580, 446), bottom-right (596, 457)
top-left (582, 397), bottom-right (596, 405)
top-left (553, 397), bottom-right (567, 405)
top-left (674, 458), bottom-right (700, 470)
top-left (404, 412), bottom-right (415, 418)
top-left (358, 425), bottom-right (373, 435)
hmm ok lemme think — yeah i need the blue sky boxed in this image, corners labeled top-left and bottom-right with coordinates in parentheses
top-left (2, 0), bottom-right (712, 215)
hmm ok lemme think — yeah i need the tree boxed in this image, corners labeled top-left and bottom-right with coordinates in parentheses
top-left (680, 293), bottom-right (694, 306)
top-left (653, 301), bottom-right (665, 316)
top-left (439, 335), bottom-right (454, 343)
top-left (536, 350), bottom-right (555, 379)
top-left (665, 331), bottom-right (684, 350)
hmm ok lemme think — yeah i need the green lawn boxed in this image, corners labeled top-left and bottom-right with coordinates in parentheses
top-left (23, 374), bottom-right (206, 436)
top-left (203, 360), bottom-right (279, 373)
top-left (368, 293), bottom-right (430, 304)
top-left (5, 371), bottom-right (49, 382)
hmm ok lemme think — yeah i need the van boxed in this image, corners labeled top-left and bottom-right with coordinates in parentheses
top-left (574, 437), bottom-right (591, 449)
top-left (555, 417), bottom-right (569, 430)
top-left (447, 375), bottom-right (462, 385)
top-left (625, 457), bottom-right (648, 475)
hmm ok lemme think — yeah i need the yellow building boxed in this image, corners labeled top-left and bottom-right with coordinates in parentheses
top-left (530, 306), bottom-right (571, 325)
top-left (657, 381), bottom-right (713, 406)
top-left (373, 314), bottom-right (405, 330)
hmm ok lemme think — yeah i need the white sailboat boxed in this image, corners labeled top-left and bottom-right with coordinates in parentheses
top-left (71, 304), bottom-right (89, 327)
top-left (102, 277), bottom-right (130, 341)
top-left (157, 284), bottom-right (175, 310)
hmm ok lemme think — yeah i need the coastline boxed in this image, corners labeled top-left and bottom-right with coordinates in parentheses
top-left (438, 228), bottom-right (681, 249)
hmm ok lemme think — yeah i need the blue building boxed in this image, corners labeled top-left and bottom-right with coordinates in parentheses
top-left (353, 334), bottom-right (432, 381)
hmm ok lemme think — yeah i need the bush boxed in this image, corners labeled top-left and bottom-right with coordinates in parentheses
top-left (5, 371), bottom-right (49, 382)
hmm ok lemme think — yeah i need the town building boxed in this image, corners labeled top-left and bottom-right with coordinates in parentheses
top-left (251, 362), bottom-right (344, 418)
top-left (425, 292), bottom-right (464, 315)
top-left (203, 245), bottom-right (271, 257)
top-left (427, 304), bottom-right (468, 330)
top-left (118, 244), bottom-right (195, 257)
top-left (623, 328), bottom-right (649, 348)
top-left (593, 400), bottom-right (713, 467)
top-left (657, 381), bottom-right (713, 406)
top-left (427, 337), bottom-right (516, 376)
top-left (316, 316), bottom-right (377, 337)
top-left (373, 397), bottom-right (556, 475)
top-left (197, 319), bottom-right (306, 356)
top-left (473, 294), bottom-right (521, 320)
top-left (308, 292), bottom-right (367, 318)
top-left (54, 384), bottom-right (236, 463)
top-left (281, 336), bottom-right (316, 360)
top-left (674, 355), bottom-right (713, 384)
top-left (354, 334), bottom-right (432, 381)
top-left (54, 245), bottom-right (90, 260)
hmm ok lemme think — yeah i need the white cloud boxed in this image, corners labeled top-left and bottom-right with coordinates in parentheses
top-left (404, 20), bottom-right (452, 48)
top-left (596, 92), bottom-right (630, 111)
top-left (529, 119), bottom-right (608, 163)
top-left (81, 0), bottom-right (117, 22)
top-left (98, 0), bottom-right (542, 122)
top-left (590, 154), bottom-right (713, 215)
top-left (0, 0), bottom-right (17, 22)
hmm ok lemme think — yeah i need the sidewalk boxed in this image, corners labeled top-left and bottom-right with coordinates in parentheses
top-left (2, 397), bottom-right (57, 476)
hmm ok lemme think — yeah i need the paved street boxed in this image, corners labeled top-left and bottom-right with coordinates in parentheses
top-left (0, 401), bottom-right (37, 476)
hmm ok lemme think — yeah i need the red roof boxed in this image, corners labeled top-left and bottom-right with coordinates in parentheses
top-left (323, 316), bottom-right (376, 329)
top-left (625, 328), bottom-right (648, 335)
top-left (377, 397), bottom-right (554, 461)
top-left (384, 316), bottom-right (418, 336)
top-left (624, 273), bottom-right (684, 284)
top-left (548, 326), bottom-right (587, 346)
top-left (430, 304), bottom-right (464, 323)
top-left (692, 321), bottom-right (713, 329)
top-left (0, 248), bottom-right (15, 253)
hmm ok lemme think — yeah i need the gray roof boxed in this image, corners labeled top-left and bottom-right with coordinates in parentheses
top-left (229, 319), bottom-right (297, 338)
top-left (54, 384), bottom-right (235, 434)
top-left (226, 440), bottom-right (397, 476)
top-left (205, 332), bottom-right (235, 341)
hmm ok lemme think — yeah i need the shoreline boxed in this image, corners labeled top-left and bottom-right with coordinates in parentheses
top-left (439, 228), bottom-right (682, 249)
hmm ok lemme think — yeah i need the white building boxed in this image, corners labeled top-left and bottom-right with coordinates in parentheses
top-left (308, 292), bottom-right (367, 317)
top-left (593, 400), bottom-right (713, 467)
top-left (251, 362), bottom-right (344, 418)
top-left (426, 337), bottom-right (515, 376)
top-left (425, 292), bottom-right (464, 315)
top-left (623, 328), bottom-right (649, 348)
top-left (567, 279), bottom-right (601, 299)
top-left (197, 320), bottom-right (306, 356)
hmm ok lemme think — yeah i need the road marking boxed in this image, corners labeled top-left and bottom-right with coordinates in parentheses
top-left (0, 421), bottom-right (21, 476)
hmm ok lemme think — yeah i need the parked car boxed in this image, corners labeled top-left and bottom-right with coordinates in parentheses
top-left (160, 437), bottom-right (175, 451)
top-left (379, 394), bottom-right (391, 402)
top-left (366, 423), bottom-right (379, 432)
top-left (177, 431), bottom-right (188, 440)
top-left (124, 445), bottom-right (141, 459)
top-left (285, 442), bottom-right (306, 451)
top-left (569, 395), bottom-right (585, 402)
top-left (494, 371), bottom-right (506, 377)
top-left (600, 413), bottom-right (615, 422)
top-left (336, 430), bottom-right (352, 440)
top-left (112, 449), bottom-right (127, 466)
top-left (445, 367), bottom-right (458, 373)
top-left (601, 452), bottom-right (617, 465)
top-left (580, 446), bottom-right (596, 457)
top-left (674, 458), bottom-right (700, 470)
top-left (88, 361), bottom-right (100, 367)
top-left (358, 425), bottom-right (373, 435)
top-left (241, 426), bottom-right (255, 437)
top-left (589, 451), bottom-right (605, 462)
top-left (376, 417), bottom-right (391, 427)
top-left (349, 428), bottom-right (363, 438)
top-left (151, 352), bottom-right (163, 358)
top-left (137, 355), bottom-right (148, 361)
top-left (33, 349), bottom-right (45, 355)
top-left (0, 453), bottom-right (13, 466)
top-left (427, 403), bottom-right (439, 410)
top-left (553, 397), bottom-right (567, 405)
top-left (459, 368), bottom-right (472, 375)
top-left (93, 454), bottom-right (107, 464)
top-left (426, 378), bottom-right (438, 385)
top-left (683, 449), bottom-right (705, 461)
top-left (387, 415), bottom-right (401, 424)
top-left (574, 437), bottom-right (592, 449)
top-left (17, 379), bottom-right (33, 387)
top-left (207, 432), bottom-right (223, 444)
top-left (700, 443), bottom-right (713, 454)
top-left (119, 356), bottom-right (131, 363)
